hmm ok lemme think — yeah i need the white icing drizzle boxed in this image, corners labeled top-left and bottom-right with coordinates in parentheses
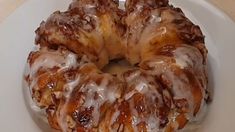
top-left (122, 70), bottom-right (164, 131)
top-left (149, 14), bottom-right (162, 24)
top-left (146, 116), bottom-right (160, 132)
top-left (130, 100), bottom-right (140, 132)
top-left (138, 10), bottom-right (167, 46)
top-left (129, 96), bottom-right (161, 132)
top-left (26, 47), bottom-right (84, 131)
top-left (26, 1), bottom-right (209, 130)
top-left (125, 70), bottom-right (141, 82)
top-left (146, 59), bottom-right (196, 118)
top-left (174, 51), bottom-right (191, 69)
top-left (57, 76), bottom-right (81, 132)
top-left (174, 46), bottom-right (196, 69)
top-left (26, 45), bottom-right (207, 131)
top-left (143, 44), bottom-right (207, 124)
top-left (27, 47), bottom-right (79, 108)
top-left (29, 47), bottom-right (78, 78)
top-left (174, 44), bottom-right (205, 69)
top-left (79, 75), bottom-right (119, 127)
top-left (64, 77), bottom-right (81, 98)
top-left (110, 111), bottom-right (120, 125)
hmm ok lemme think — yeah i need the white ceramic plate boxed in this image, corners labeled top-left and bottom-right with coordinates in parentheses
top-left (0, 0), bottom-right (235, 131)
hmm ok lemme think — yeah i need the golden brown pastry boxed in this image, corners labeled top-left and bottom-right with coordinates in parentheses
top-left (35, 0), bottom-right (126, 68)
top-left (25, 0), bottom-right (210, 131)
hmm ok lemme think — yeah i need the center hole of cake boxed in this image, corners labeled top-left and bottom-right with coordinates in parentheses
top-left (102, 59), bottom-right (135, 77)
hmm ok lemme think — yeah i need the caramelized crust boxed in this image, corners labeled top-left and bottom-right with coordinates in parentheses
top-left (125, 2), bottom-right (205, 65)
top-left (35, 0), bottom-right (126, 68)
top-left (26, 0), bottom-right (209, 131)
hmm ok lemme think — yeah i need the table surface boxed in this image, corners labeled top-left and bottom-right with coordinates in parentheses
top-left (0, 0), bottom-right (235, 23)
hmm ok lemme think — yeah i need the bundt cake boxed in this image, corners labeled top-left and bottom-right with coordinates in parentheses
top-left (25, 0), bottom-right (210, 131)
